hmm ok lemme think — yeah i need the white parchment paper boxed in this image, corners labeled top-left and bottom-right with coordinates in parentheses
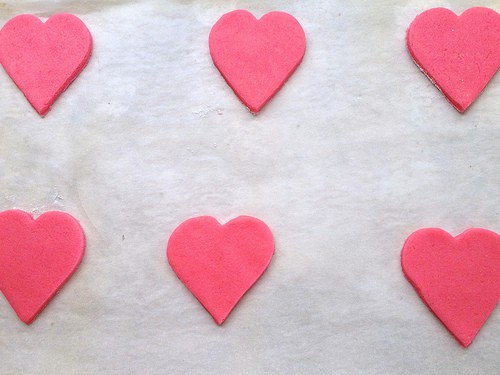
top-left (1, 0), bottom-right (500, 374)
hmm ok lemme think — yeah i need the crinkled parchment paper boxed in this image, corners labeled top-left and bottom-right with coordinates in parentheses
top-left (1, 0), bottom-right (500, 374)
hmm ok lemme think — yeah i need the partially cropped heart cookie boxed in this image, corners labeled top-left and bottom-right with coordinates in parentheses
top-left (0, 210), bottom-right (85, 324)
top-left (0, 14), bottom-right (92, 116)
top-left (167, 216), bottom-right (274, 324)
top-left (407, 7), bottom-right (500, 112)
top-left (401, 228), bottom-right (500, 347)
top-left (209, 10), bottom-right (306, 114)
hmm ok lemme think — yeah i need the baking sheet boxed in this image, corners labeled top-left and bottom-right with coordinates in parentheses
top-left (1, 0), bottom-right (500, 373)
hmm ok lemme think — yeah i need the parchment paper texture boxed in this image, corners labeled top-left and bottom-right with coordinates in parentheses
top-left (1, 1), bottom-right (499, 374)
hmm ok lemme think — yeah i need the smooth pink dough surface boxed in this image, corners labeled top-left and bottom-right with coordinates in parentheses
top-left (0, 210), bottom-right (85, 324)
top-left (167, 216), bottom-right (274, 325)
top-left (0, 13), bottom-right (92, 116)
top-left (401, 228), bottom-right (500, 347)
top-left (407, 7), bottom-right (500, 112)
top-left (209, 10), bottom-right (306, 114)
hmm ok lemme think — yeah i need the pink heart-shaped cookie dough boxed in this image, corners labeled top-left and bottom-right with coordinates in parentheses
top-left (407, 7), bottom-right (500, 112)
top-left (401, 228), bottom-right (500, 347)
top-left (167, 216), bottom-right (274, 324)
top-left (0, 210), bottom-right (85, 324)
top-left (0, 14), bottom-right (92, 116)
top-left (209, 10), bottom-right (306, 114)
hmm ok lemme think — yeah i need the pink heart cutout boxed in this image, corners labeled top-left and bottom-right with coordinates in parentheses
top-left (407, 7), bottom-right (500, 112)
top-left (209, 10), bottom-right (306, 114)
top-left (401, 228), bottom-right (500, 347)
top-left (0, 210), bottom-right (85, 324)
top-left (167, 216), bottom-right (274, 324)
top-left (0, 13), bottom-right (92, 116)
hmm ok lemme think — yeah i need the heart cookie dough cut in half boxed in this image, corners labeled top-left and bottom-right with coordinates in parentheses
top-left (167, 216), bottom-right (274, 324)
top-left (407, 7), bottom-right (500, 112)
top-left (0, 13), bottom-right (92, 116)
top-left (209, 10), bottom-right (306, 114)
top-left (401, 228), bottom-right (500, 347)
